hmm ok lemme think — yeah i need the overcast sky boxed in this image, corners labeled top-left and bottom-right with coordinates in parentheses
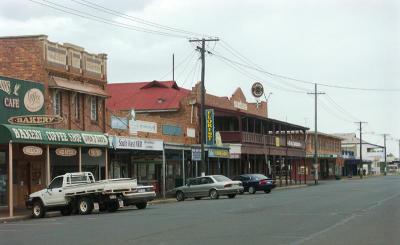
top-left (1, 0), bottom-right (399, 156)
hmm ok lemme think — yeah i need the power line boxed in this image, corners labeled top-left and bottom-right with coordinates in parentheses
top-left (71, 0), bottom-right (211, 38)
top-left (214, 45), bottom-right (400, 92)
top-left (29, 0), bottom-right (190, 38)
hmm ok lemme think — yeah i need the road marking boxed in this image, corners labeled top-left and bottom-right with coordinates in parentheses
top-left (290, 193), bottom-right (400, 245)
top-left (0, 229), bottom-right (16, 232)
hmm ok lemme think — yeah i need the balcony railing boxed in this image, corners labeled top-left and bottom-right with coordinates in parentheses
top-left (219, 131), bottom-right (305, 149)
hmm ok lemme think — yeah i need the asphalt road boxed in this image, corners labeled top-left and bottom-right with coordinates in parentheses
top-left (1, 176), bottom-right (399, 245)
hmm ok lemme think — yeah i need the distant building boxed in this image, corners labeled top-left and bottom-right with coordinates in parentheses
top-left (334, 133), bottom-right (384, 175)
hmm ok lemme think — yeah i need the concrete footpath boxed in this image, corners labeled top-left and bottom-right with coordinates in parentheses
top-left (0, 182), bottom-right (312, 223)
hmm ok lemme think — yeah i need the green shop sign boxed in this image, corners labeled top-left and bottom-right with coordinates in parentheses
top-left (0, 76), bottom-right (45, 124)
top-left (0, 124), bottom-right (108, 147)
top-left (208, 148), bottom-right (230, 158)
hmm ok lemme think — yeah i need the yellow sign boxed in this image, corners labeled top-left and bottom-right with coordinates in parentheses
top-left (275, 137), bottom-right (280, 147)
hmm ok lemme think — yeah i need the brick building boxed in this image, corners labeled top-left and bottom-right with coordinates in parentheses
top-left (0, 35), bottom-right (109, 218)
top-left (106, 80), bottom-right (308, 194)
top-left (290, 131), bottom-right (343, 182)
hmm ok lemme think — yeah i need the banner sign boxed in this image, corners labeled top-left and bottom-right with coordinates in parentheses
top-left (110, 136), bottom-right (163, 151)
top-left (130, 120), bottom-right (157, 134)
top-left (208, 148), bottom-right (230, 158)
top-left (0, 124), bottom-right (108, 147)
top-left (205, 109), bottom-right (215, 145)
top-left (0, 76), bottom-right (46, 124)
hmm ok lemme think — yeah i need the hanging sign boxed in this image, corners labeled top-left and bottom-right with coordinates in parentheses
top-left (55, 147), bottom-right (77, 157)
top-left (88, 148), bottom-right (102, 157)
top-left (8, 115), bottom-right (63, 125)
top-left (208, 148), bottom-right (230, 158)
top-left (205, 109), bottom-right (215, 145)
top-left (22, 146), bottom-right (43, 156)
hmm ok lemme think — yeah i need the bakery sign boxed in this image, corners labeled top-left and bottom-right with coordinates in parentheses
top-left (0, 75), bottom-right (49, 125)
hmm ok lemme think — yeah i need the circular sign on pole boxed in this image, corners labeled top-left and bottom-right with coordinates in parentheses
top-left (251, 82), bottom-right (264, 98)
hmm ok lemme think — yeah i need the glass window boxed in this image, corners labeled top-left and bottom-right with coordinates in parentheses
top-left (0, 152), bottom-right (7, 206)
top-left (49, 177), bottom-right (63, 189)
top-left (90, 96), bottom-right (98, 121)
top-left (200, 177), bottom-right (213, 184)
top-left (53, 90), bottom-right (61, 115)
top-left (74, 93), bottom-right (80, 120)
top-left (213, 175), bottom-right (231, 182)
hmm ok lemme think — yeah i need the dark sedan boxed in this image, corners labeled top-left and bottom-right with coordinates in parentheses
top-left (232, 174), bottom-right (276, 194)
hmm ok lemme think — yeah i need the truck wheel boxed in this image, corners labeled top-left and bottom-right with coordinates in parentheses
top-left (136, 202), bottom-right (147, 209)
top-left (107, 201), bottom-right (119, 212)
top-left (78, 197), bottom-right (93, 215)
top-left (32, 200), bottom-right (45, 218)
top-left (60, 205), bottom-right (73, 216)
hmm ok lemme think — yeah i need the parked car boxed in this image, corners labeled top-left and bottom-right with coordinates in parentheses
top-left (171, 175), bottom-right (243, 201)
top-left (232, 174), bottom-right (276, 194)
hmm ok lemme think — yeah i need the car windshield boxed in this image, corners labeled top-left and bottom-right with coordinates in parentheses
top-left (213, 175), bottom-right (231, 182)
top-left (251, 174), bottom-right (268, 180)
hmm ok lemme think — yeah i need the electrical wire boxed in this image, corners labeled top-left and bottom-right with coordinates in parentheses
top-left (71, 0), bottom-right (212, 38)
top-left (29, 0), bottom-right (190, 38)
top-left (218, 41), bottom-right (400, 92)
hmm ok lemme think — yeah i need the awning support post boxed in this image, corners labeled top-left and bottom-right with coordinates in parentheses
top-left (46, 145), bottom-right (50, 185)
top-left (182, 150), bottom-right (185, 186)
top-left (162, 148), bottom-right (166, 198)
top-left (8, 142), bottom-right (13, 217)
top-left (105, 148), bottom-right (108, 180)
top-left (78, 147), bottom-right (82, 172)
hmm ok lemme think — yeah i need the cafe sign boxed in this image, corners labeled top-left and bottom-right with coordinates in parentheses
top-left (88, 148), bottom-right (102, 157)
top-left (1, 124), bottom-right (108, 147)
top-left (56, 147), bottom-right (77, 157)
top-left (8, 115), bottom-right (63, 125)
top-left (0, 76), bottom-right (46, 124)
top-left (205, 109), bottom-right (215, 145)
top-left (22, 146), bottom-right (43, 156)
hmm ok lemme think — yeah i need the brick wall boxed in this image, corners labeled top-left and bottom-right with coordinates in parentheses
top-left (0, 35), bottom-right (106, 133)
top-left (107, 97), bottom-right (197, 145)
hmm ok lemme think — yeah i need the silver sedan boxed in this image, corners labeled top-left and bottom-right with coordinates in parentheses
top-left (172, 175), bottom-right (244, 201)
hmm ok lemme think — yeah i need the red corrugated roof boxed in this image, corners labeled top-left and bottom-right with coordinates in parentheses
top-left (106, 80), bottom-right (190, 111)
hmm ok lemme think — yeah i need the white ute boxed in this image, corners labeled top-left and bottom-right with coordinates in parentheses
top-left (26, 172), bottom-right (156, 218)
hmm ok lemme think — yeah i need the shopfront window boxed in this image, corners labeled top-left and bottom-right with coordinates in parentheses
top-left (82, 148), bottom-right (105, 180)
top-left (0, 152), bottom-right (7, 207)
top-left (165, 150), bottom-right (183, 191)
top-left (50, 147), bottom-right (79, 179)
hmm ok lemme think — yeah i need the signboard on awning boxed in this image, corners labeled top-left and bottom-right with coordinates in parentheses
top-left (208, 148), bottom-right (230, 158)
top-left (0, 124), bottom-right (108, 147)
top-left (110, 136), bottom-right (163, 151)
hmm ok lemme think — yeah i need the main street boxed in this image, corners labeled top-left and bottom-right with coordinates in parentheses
top-left (1, 176), bottom-right (399, 245)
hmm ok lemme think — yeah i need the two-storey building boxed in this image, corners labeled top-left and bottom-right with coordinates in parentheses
top-left (0, 35), bottom-right (109, 218)
top-left (106, 80), bottom-right (308, 195)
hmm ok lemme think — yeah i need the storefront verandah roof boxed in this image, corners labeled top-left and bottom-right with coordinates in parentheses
top-left (0, 124), bottom-right (108, 147)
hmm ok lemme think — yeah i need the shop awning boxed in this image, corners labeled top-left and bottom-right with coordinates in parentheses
top-left (49, 76), bottom-right (109, 98)
top-left (0, 124), bottom-right (108, 147)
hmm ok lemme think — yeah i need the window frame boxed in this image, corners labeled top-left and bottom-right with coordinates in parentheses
top-left (90, 95), bottom-right (98, 122)
top-left (53, 90), bottom-right (62, 116)
top-left (74, 93), bottom-right (81, 120)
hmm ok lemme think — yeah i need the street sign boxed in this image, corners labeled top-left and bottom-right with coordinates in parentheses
top-left (191, 148), bottom-right (201, 161)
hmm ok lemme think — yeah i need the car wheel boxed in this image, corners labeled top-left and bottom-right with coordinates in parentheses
top-left (228, 194), bottom-right (236, 199)
top-left (136, 202), bottom-right (147, 209)
top-left (176, 191), bottom-right (185, 201)
top-left (264, 189), bottom-right (271, 194)
top-left (194, 197), bottom-right (202, 200)
top-left (32, 200), bottom-right (45, 219)
top-left (60, 205), bottom-right (73, 216)
top-left (249, 186), bottom-right (256, 194)
top-left (78, 197), bottom-right (93, 215)
top-left (209, 189), bottom-right (219, 200)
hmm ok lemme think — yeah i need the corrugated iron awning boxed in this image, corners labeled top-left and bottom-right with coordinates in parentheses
top-left (49, 76), bottom-right (109, 97)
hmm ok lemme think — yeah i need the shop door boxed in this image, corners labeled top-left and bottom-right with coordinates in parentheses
top-left (15, 161), bottom-right (31, 208)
